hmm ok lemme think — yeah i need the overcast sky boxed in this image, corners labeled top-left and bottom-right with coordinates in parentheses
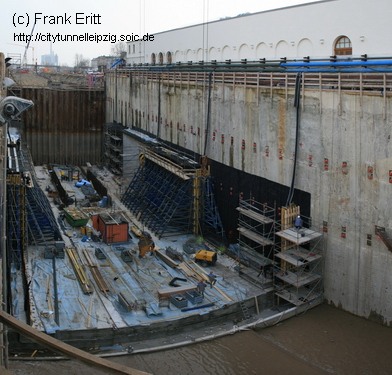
top-left (1, 0), bottom-right (318, 67)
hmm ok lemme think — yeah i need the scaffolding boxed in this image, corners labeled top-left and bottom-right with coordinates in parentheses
top-left (6, 136), bottom-right (27, 268)
top-left (121, 146), bottom-right (224, 239)
top-left (234, 199), bottom-right (276, 287)
top-left (104, 122), bottom-right (123, 175)
top-left (274, 206), bottom-right (324, 306)
top-left (7, 138), bottom-right (62, 255)
top-left (233, 200), bottom-right (324, 304)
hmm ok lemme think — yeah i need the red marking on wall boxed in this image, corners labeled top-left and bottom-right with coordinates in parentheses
top-left (308, 154), bottom-right (313, 167)
top-left (342, 161), bottom-right (348, 175)
top-left (265, 146), bottom-right (269, 157)
top-left (323, 158), bottom-right (329, 171)
top-left (367, 166), bottom-right (373, 180)
top-left (341, 226), bottom-right (346, 239)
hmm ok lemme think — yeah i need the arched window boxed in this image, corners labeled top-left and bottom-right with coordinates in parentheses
top-left (158, 52), bottom-right (164, 65)
top-left (334, 36), bottom-right (352, 56)
top-left (151, 53), bottom-right (156, 65)
top-left (166, 51), bottom-right (172, 64)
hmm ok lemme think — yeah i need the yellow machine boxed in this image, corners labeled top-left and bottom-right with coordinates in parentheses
top-left (194, 250), bottom-right (217, 266)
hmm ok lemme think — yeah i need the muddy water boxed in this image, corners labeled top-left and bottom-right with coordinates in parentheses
top-left (9, 303), bottom-right (392, 375)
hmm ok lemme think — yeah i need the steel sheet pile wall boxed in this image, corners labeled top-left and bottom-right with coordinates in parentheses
top-left (106, 70), bottom-right (392, 325)
top-left (20, 88), bottom-right (105, 165)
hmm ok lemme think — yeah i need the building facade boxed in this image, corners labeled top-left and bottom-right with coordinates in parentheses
top-left (126, 0), bottom-right (391, 65)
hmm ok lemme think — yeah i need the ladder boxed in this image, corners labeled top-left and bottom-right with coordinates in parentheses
top-left (239, 300), bottom-right (251, 320)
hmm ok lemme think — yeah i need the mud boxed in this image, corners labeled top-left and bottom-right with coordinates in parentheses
top-left (8, 303), bottom-right (392, 375)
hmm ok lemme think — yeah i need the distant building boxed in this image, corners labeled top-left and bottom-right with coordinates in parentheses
top-left (91, 56), bottom-right (117, 71)
top-left (41, 52), bottom-right (58, 66)
top-left (126, 0), bottom-right (391, 65)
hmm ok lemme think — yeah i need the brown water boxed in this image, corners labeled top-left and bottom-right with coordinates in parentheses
top-left (8, 303), bottom-right (392, 375)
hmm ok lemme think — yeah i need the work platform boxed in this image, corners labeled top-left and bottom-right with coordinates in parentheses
top-left (275, 228), bottom-right (322, 245)
top-left (7, 165), bottom-right (274, 355)
top-left (5, 144), bottom-right (323, 356)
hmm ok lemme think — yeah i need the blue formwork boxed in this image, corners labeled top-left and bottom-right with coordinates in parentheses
top-left (122, 160), bottom-right (193, 238)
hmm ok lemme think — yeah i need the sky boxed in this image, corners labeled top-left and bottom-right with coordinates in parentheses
top-left (1, 0), bottom-right (319, 67)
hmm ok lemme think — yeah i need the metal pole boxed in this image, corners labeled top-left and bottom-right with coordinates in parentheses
top-left (1, 122), bottom-right (8, 369)
top-left (0, 51), bottom-right (7, 369)
top-left (52, 252), bottom-right (59, 326)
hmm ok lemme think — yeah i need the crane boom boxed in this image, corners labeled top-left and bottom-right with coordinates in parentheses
top-left (23, 23), bottom-right (36, 66)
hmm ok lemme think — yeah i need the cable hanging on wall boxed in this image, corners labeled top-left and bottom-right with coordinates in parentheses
top-left (286, 72), bottom-right (302, 206)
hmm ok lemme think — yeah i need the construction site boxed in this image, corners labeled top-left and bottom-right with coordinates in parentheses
top-left (2, 112), bottom-right (325, 353)
top-left (1, 44), bottom-right (392, 375)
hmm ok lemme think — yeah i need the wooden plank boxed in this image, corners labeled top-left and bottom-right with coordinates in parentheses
top-left (237, 227), bottom-right (274, 246)
top-left (236, 207), bottom-right (273, 224)
top-left (275, 270), bottom-right (321, 288)
top-left (275, 248), bottom-right (322, 266)
top-left (158, 285), bottom-right (197, 298)
top-left (155, 249), bottom-right (179, 268)
top-left (66, 248), bottom-right (94, 294)
top-left (0, 311), bottom-right (151, 375)
top-left (275, 228), bottom-right (322, 245)
top-left (190, 260), bottom-right (233, 302)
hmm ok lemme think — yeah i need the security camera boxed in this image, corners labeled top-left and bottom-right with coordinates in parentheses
top-left (0, 96), bottom-right (34, 124)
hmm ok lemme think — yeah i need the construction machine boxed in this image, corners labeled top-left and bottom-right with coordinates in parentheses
top-left (138, 231), bottom-right (155, 258)
top-left (194, 249), bottom-right (217, 266)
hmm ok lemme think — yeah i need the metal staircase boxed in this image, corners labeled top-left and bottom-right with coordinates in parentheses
top-left (26, 185), bottom-right (62, 245)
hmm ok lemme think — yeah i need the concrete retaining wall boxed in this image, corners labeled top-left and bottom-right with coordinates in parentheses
top-left (8, 294), bottom-right (269, 351)
top-left (106, 72), bottom-right (392, 325)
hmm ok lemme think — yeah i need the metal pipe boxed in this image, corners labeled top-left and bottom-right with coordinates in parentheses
top-left (115, 57), bottom-right (392, 75)
top-left (286, 73), bottom-right (302, 206)
top-left (0, 51), bottom-right (5, 370)
top-left (278, 68), bottom-right (392, 73)
top-left (203, 71), bottom-right (213, 156)
top-left (52, 253), bottom-right (59, 326)
top-left (281, 59), bottom-right (392, 67)
top-left (157, 75), bottom-right (161, 139)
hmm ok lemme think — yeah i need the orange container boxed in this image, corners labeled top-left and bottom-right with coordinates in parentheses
top-left (97, 213), bottom-right (128, 244)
